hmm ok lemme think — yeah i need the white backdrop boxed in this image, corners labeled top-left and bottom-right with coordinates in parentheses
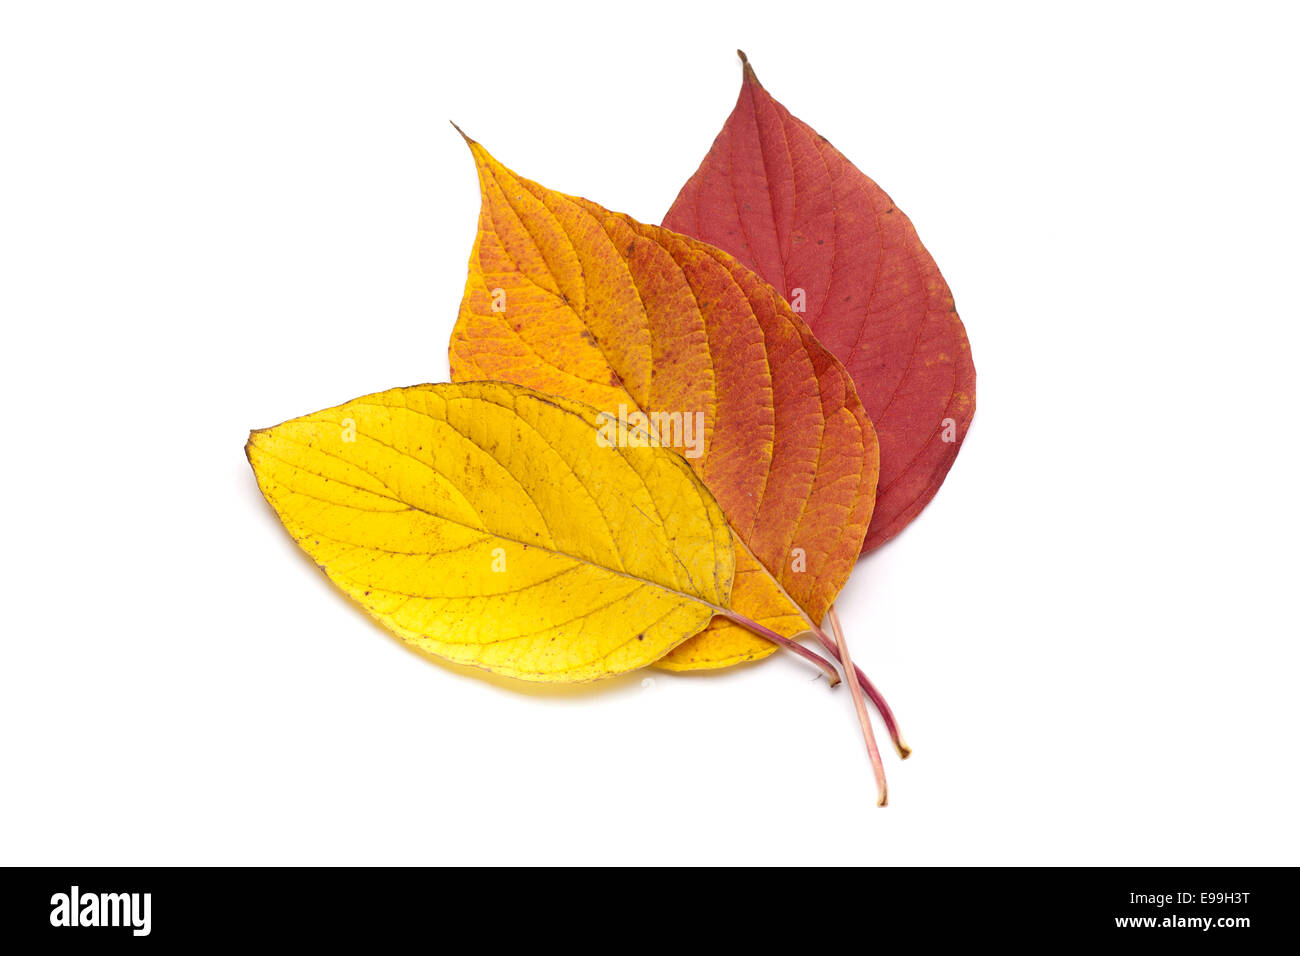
top-left (2, 1), bottom-right (1297, 865)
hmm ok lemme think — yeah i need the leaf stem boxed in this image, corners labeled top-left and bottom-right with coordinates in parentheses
top-left (827, 605), bottom-right (888, 806)
top-left (717, 611), bottom-right (841, 686)
top-left (814, 606), bottom-right (912, 759)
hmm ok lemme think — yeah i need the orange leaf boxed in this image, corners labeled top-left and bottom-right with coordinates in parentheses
top-left (664, 53), bottom-right (975, 552)
top-left (449, 135), bottom-right (878, 668)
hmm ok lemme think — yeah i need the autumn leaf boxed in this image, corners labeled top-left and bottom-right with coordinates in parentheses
top-left (664, 52), bottom-right (976, 552)
top-left (447, 134), bottom-right (879, 672)
top-left (246, 381), bottom-right (840, 683)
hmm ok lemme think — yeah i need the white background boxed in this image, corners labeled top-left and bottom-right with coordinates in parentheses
top-left (2, 1), bottom-right (1297, 866)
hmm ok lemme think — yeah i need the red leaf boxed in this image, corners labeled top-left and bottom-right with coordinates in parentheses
top-left (665, 53), bottom-right (975, 552)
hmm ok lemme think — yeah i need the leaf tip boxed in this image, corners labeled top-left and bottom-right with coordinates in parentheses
top-left (736, 49), bottom-right (760, 84)
top-left (450, 124), bottom-right (497, 185)
top-left (449, 120), bottom-right (475, 145)
top-left (244, 428), bottom-right (265, 462)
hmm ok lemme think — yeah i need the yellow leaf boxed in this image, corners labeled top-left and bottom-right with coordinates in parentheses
top-left (246, 381), bottom-right (740, 682)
